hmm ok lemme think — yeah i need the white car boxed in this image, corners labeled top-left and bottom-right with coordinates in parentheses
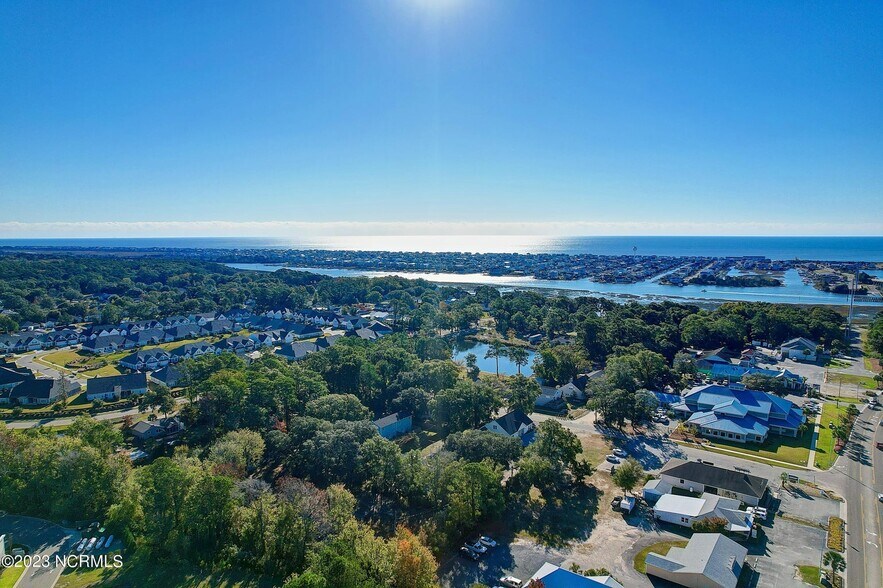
top-left (612, 448), bottom-right (627, 458)
top-left (606, 454), bottom-right (621, 464)
top-left (479, 535), bottom-right (497, 548)
top-left (878, 494), bottom-right (883, 503)
top-left (466, 541), bottom-right (487, 554)
top-left (499, 577), bottom-right (523, 588)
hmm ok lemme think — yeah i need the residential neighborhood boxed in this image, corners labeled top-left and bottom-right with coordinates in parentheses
top-left (0, 257), bottom-right (881, 588)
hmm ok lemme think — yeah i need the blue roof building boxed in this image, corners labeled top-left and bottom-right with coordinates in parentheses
top-left (672, 383), bottom-right (805, 444)
top-left (373, 412), bottom-right (413, 440)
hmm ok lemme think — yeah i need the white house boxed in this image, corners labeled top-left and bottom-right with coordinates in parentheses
top-left (653, 493), bottom-right (754, 536)
top-left (779, 337), bottom-right (818, 362)
top-left (658, 458), bottom-right (769, 507)
top-left (481, 409), bottom-right (535, 443)
top-left (645, 533), bottom-right (747, 588)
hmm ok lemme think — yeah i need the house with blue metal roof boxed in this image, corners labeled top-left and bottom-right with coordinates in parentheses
top-left (671, 383), bottom-right (805, 444)
top-left (709, 364), bottom-right (803, 390)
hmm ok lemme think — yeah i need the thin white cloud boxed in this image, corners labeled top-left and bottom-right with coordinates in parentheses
top-left (0, 220), bottom-right (880, 238)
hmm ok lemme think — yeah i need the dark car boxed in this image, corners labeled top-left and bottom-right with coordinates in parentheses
top-left (459, 546), bottom-right (479, 561)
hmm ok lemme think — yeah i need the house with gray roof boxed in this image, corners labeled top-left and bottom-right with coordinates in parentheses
top-left (645, 533), bottom-right (747, 588)
top-left (119, 349), bottom-right (171, 371)
top-left (373, 412), bottom-right (412, 440)
top-left (481, 409), bottom-right (535, 445)
top-left (659, 458), bottom-right (769, 506)
top-left (653, 493), bottom-right (754, 537)
top-left (86, 372), bottom-right (148, 401)
top-left (779, 337), bottom-right (818, 362)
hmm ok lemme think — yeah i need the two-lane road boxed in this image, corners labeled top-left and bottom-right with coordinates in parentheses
top-left (833, 404), bottom-right (883, 588)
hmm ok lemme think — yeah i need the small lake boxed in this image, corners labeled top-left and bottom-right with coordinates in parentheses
top-left (451, 339), bottom-right (535, 377)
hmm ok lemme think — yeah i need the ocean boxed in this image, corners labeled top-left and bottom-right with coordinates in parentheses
top-left (1, 235), bottom-right (882, 262)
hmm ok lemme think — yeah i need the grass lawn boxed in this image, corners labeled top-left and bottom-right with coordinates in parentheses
top-left (40, 348), bottom-right (89, 368)
top-left (814, 403), bottom-right (850, 470)
top-left (579, 433), bottom-right (612, 467)
top-left (826, 358), bottom-right (852, 369)
top-left (55, 552), bottom-right (274, 588)
top-left (705, 423), bottom-right (814, 467)
top-left (677, 441), bottom-right (809, 470)
top-left (796, 564), bottom-right (823, 586)
top-left (0, 564), bottom-right (26, 588)
top-left (828, 372), bottom-right (879, 390)
top-left (633, 540), bottom-right (689, 574)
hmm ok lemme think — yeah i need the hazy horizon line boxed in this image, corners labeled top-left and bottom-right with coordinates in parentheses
top-left (1, 220), bottom-right (882, 239)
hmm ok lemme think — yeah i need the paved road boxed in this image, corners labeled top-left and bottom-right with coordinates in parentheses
top-left (2, 397), bottom-right (188, 429)
top-left (0, 514), bottom-right (78, 588)
top-left (13, 350), bottom-right (84, 385)
top-left (537, 405), bottom-right (883, 586)
top-left (831, 404), bottom-right (883, 588)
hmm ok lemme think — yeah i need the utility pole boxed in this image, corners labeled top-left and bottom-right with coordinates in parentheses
top-left (846, 268), bottom-right (857, 342)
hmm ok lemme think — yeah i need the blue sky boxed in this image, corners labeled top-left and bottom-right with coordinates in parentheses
top-left (1, 1), bottom-right (881, 237)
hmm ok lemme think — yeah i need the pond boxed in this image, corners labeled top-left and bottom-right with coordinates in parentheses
top-left (450, 339), bottom-right (536, 377)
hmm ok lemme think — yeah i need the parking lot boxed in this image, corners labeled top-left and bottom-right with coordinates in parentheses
top-left (0, 514), bottom-right (79, 588)
top-left (438, 535), bottom-right (567, 588)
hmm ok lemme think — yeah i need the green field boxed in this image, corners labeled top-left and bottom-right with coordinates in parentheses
top-left (814, 403), bottom-right (850, 470)
top-left (796, 565), bottom-right (823, 587)
top-left (56, 552), bottom-right (274, 588)
top-left (705, 422), bottom-right (814, 467)
top-left (827, 372), bottom-right (880, 391)
top-left (633, 540), bottom-right (689, 574)
top-left (0, 564), bottom-right (26, 588)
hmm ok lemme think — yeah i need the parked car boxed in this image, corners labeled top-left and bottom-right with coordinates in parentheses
top-left (499, 577), bottom-right (523, 588)
top-left (479, 535), bottom-right (497, 548)
top-left (466, 541), bottom-right (487, 554)
top-left (459, 546), bottom-right (479, 561)
top-left (611, 496), bottom-right (623, 508)
top-left (95, 537), bottom-right (106, 550)
top-left (878, 494), bottom-right (883, 503)
top-left (105, 535), bottom-right (114, 549)
top-left (85, 537), bottom-right (97, 552)
top-left (606, 454), bottom-right (620, 464)
top-left (612, 448), bottom-right (627, 458)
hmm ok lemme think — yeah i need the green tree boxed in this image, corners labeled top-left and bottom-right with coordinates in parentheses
top-left (823, 550), bottom-right (845, 575)
top-left (305, 394), bottom-right (370, 422)
top-left (208, 429), bottom-right (266, 474)
top-left (506, 374), bottom-right (541, 414)
top-left (464, 353), bottom-right (480, 380)
top-left (444, 460), bottom-right (505, 535)
top-left (691, 516), bottom-right (728, 533)
top-left (183, 472), bottom-right (235, 563)
top-left (444, 429), bottom-right (522, 465)
top-left (429, 381), bottom-right (502, 433)
top-left (485, 339), bottom-right (507, 378)
top-left (508, 346), bottom-right (530, 375)
top-left (612, 458), bottom-right (644, 495)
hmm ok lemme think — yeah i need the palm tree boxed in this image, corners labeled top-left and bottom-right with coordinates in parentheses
top-left (508, 346), bottom-right (530, 375)
top-left (485, 339), bottom-right (507, 378)
top-left (823, 550), bottom-right (845, 576)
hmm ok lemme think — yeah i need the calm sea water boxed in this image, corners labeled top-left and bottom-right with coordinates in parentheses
top-left (228, 264), bottom-right (882, 307)
top-left (1, 236), bottom-right (882, 261)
